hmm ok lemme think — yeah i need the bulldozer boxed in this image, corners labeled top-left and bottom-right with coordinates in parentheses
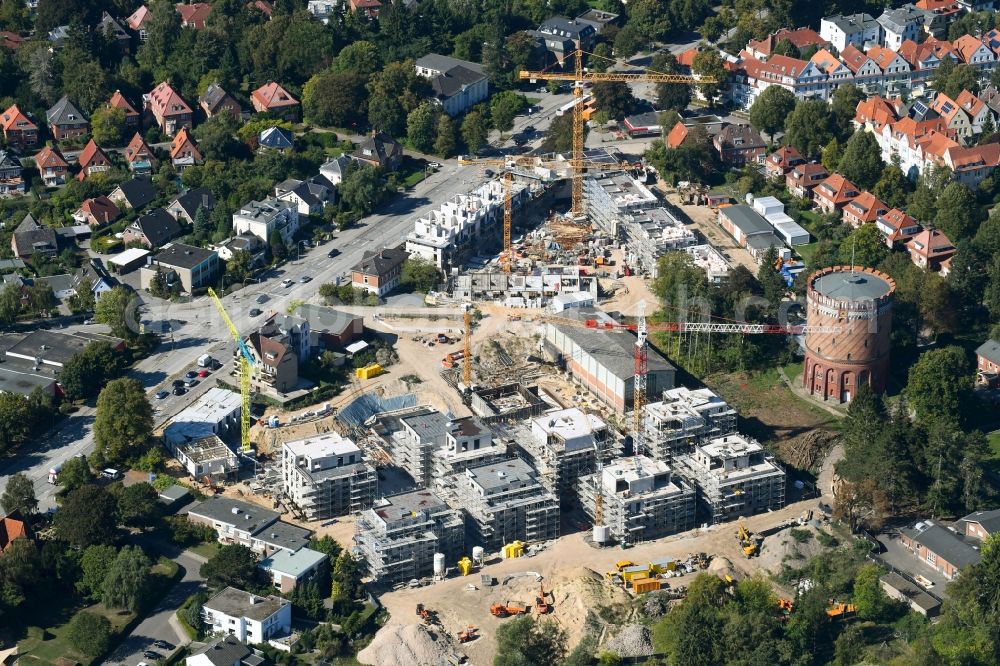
top-left (736, 522), bottom-right (760, 558)
top-left (458, 626), bottom-right (479, 643)
top-left (535, 584), bottom-right (553, 615)
top-left (490, 602), bottom-right (527, 618)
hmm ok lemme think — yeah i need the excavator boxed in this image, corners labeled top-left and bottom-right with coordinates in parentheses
top-left (416, 603), bottom-right (438, 625)
top-left (490, 602), bottom-right (527, 618)
top-left (458, 626), bottom-right (479, 643)
top-left (736, 522), bottom-right (760, 558)
top-left (535, 584), bottom-right (553, 615)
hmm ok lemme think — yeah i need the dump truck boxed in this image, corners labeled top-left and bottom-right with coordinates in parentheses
top-left (458, 626), bottom-right (478, 643)
top-left (826, 602), bottom-right (857, 620)
top-left (535, 584), bottom-right (552, 615)
top-left (490, 603), bottom-right (526, 618)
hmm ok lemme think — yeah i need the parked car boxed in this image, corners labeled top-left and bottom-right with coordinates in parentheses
top-left (328, 248), bottom-right (340, 258)
top-left (184, 378), bottom-right (199, 388)
top-left (171, 379), bottom-right (184, 388)
top-left (427, 161), bottom-right (441, 169)
top-left (300, 275), bottom-right (312, 283)
top-left (155, 390), bottom-right (169, 400)
top-left (153, 640), bottom-right (175, 651)
top-left (282, 279), bottom-right (294, 287)
top-left (184, 370), bottom-right (198, 380)
top-left (250, 308), bottom-right (262, 317)
top-left (197, 369), bottom-right (209, 378)
top-left (256, 294), bottom-right (268, 304)
top-left (142, 651), bottom-right (162, 660)
top-left (172, 386), bottom-right (186, 396)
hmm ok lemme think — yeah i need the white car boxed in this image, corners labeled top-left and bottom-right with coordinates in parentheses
top-left (281, 279), bottom-right (293, 287)
top-left (427, 161), bottom-right (441, 169)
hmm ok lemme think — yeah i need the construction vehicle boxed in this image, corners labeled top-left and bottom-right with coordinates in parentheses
top-left (207, 288), bottom-right (253, 453)
top-left (535, 584), bottom-right (553, 615)
top-left (737, 522), bottom-right (761, 558)
top-left (457, 626), bottom-right (479, 643)
top-left (615, 560), bottom-right (635, 572)
top-left (416, 603), bottom-right (437, 625)
top-left (826, 602), bottom-right (857, 620)
top-left (490, 602), bottom-right (527, 618)
top-left (777, 598), bottom-right (794, 620)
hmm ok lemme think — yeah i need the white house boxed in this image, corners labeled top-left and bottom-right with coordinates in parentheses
top-left (876, 6), bottom-right (926, 51)
top-left (820, 13), bottom-right (881, 53)
top-left (306, 0), bottom-right (338, 23)
top-left (202, 587), bottom-right (291, 644)
top-left (232, 198), bottom-right (299, 245)
top-left (319, 155), bottom-right (351, 185)
top-left (414, 54), bottom-right (490, 116)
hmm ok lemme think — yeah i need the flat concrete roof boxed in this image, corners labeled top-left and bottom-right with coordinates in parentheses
top-left (813, 269), bottom-right (891, 301)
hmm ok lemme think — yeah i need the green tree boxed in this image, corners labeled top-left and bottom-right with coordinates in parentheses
top-left (785, 587), bottom-right (830, 657)
top-left (821, 138), bottom-right (843, 173)
top-left (906, 346), bottom-right (972, 425)
top-left (592, 81), bottom-right (636, 121)
top-left (934, 182), bottom-right (981, 241)
top-left (269, 229), bottom-right (287, 262)
top-left (339, 164), bottom-right (382, 215)
top-left (58, 341), bottom-right (125, 401)
top-left (116, 482), bottom-right (160, 527)
top-left (840, 130), bottom-right (884, 190)
top-left (95, 286), bottom-right (137, 339)
top-left (853, 563), bottom-right (890, 621)
top-left (749, 86), bottom-right (796, 142)
top-left (0, 393), bottom-right (33, 454)
top-left (138, 0), bottom-right (181, 70)
top-left (67, 611), bottom-right (112, 657)
top-left (400, 257), bottom-right (440, 292)
top-left (102, 546), bottom-right (151, 611)
top-left (692, 49), bottom-right (727, 103)
top-left (367, 60), bottom-right (428, 137)
top-left (434, 114), bottom-right (457, 158)
top-left (406, 102), bottom-right (440, 153)
top-left (194, 205), bottom-right (213, 238)
top-left (833, 624), bottom-right (867, 666)
top-left (542, 113), bottom-right (575, 154)
top-left (652, 574), bottom-right (727, 665)
top-left (461, 111), bottom-right (489, 154)
top-left (757, 246), bottom-right (786, 309)
top-left (840, 224), bottom-right (888, 267)
top-left (872, 163), bottom-right (910, 209)
top-left (785, 99), bottom-right (835, 157)
top-left (1, 473), bottom-right (37, 516)
top-left (77, 544), bottom-right (118, 601)
top-left (90, 106), bottom-right (127, 146)
top-left (830, 84), bottom-right (865, 138)
top-left (94, 378), bottom-right (154, 465)
top-left (652, 52), bottom-right (692, 112)
top-left (302, 69), bottom-right (368, 128)
top-left (491, 91), bottom-right (527, 135)
top-left (55, 485), bottom-right (118, 547)
top-left (59, 455), bottom-right (92, 493)
top-left (200, 544), bottom-right (261, 589)
top-left (193, 113), bottom-right (241, 161)
top-left (0, 283), bottom-right (20, 325)
top-left (494, 615), bottom-right (568, 666)
top-left (226, 249), bottom-right (252, 281)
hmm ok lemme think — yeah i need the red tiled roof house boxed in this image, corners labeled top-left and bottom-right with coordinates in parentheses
top-left (35, 146), bottom-right (70, 187)
top-left (0, 104), bottom-right (38, 151)
top-left (813, 173), bottom-right (860, 214)
top-left (842, 191), bottom-right (889, 228)
top-left (146, 81), bottom-right (193, 136)
top-left (76, 140), bottom-right (112, 181)
top-left (251, 82), bottom-right (300, 122)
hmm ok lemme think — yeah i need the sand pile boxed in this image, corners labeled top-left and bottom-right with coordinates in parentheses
top-left (757, 524), bottom-right (828, 574)
top-left (606, 624), bottom-right (654, 658)
top-left (549, 567), bottom-right (633, 647)
top-left (357, 623), bottom-right (462, 666)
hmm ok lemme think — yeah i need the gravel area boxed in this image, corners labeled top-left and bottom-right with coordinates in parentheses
top-left (606, 624), bottom-right (654, 658)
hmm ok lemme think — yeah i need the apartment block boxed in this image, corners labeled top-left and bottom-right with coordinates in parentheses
top-left (281, 433), bottom-right (376, 520)
top-left (643, 387), bottom-right (737, 462)
top-left (450, 458), bottom-right (559, 551)
top-left (675, 434), bottom-right (786, 524)
top-left (578, 455), bottom-right (696, 544)
top-left (353, 490), bottom-right (465, 585)
top-left (513, 407), bottom-right (613, 495)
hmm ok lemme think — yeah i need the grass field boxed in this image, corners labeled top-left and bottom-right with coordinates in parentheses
top-left (188, 541), bottom-right (221, 560)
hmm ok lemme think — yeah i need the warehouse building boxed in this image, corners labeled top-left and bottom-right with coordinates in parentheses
top-left (675, 433), bottom-right (786, 524)
top-left (449, 458), bottom-right (559, 551)
top-left (353, 490), bottom-right (465, 585)
top-left (642, 387), bottom-right (737, 462)
top-left (542, 309), bottom-right (675, 413)
top-left (577, 455), bottom-right (696, 544)
top-left (281, 432), bottom-right (376, 520)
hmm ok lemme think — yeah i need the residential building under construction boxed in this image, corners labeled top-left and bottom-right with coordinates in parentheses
top-left (281, 432), bottom-right (376, 521)
top-left (674, 433), bottom-right (786, 524)
top-left (643, 387), bottom-right (738, 462)
top-left (353, 489), bottom-right (465, 585)
top-left (577, 455), bottom-right (696, 544)
top-left (449, 458), bottom-right (559, 551)
top-left (509, 407), bottom-right (615, 495)
top-left (453, 265), bottom-right (598, 307)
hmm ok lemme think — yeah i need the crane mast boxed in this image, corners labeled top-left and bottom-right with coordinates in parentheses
top-left (208, 288), bottom-right (254, 454)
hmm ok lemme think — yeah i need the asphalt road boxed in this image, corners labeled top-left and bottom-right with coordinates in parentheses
top-left (103, 550), bottom-right (206, 666)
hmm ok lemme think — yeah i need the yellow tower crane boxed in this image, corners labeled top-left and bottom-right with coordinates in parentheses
top-left (457, 155), bottom-right (631, 271)
top-left (208, 288), bottom-right (254, 454)
top-left (463, 306), bottom-right (472, 386)
top-left (519, 49), bottom-right (715, 216)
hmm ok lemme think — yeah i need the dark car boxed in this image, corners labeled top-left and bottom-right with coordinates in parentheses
top-left (155, 390), bottom-right (169, 400)
top-left (328, 248), bottom-right (341, 258)
top-left (524, 124), bottom-right (536, 133)
top-left (171, 379), bottom-right (184, 388)
top-left (184, 370), bottom-right (198, 380)
top-left (256, 294), bottom-right (269, 304)
top-left (143, 650), bottom-right (162, 660)
top-left (250, 308), bottom-right (262, 317)
top-left (172, 386), bottom-right (186, 396)
top-left (153, 640), bottom-right (175, 651)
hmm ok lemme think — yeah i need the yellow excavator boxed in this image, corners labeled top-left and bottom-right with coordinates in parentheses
top-left (737, 522), bottom-right (760, 558)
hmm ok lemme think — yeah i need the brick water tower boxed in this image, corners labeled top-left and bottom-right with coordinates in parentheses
top-left (803, 265), bottom-right (895, 403)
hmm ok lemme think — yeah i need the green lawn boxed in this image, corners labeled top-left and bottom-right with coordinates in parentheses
top-left (525, 96), bottom-right (542, 106)
top-left (401, 170), bottom-right (426, 187)
top-left (188, 541), bottom-right (222, 560)
top-left (988, 432), bottom-right (1000, 458)
top-left (795, 242), bottom-right (818, 265)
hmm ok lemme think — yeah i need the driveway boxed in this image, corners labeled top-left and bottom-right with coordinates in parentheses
top-left (103, 550), bottom-right (207, 666)
top-left (875, 532), bottom-right (952, 595)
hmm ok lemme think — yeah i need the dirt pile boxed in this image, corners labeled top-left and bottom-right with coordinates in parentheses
top-left (606, 624), bottom-right (654, 658)
top-left (757, 524), bottom-right (829, 574)
top-left (548, 567), bottom-right (633, 647)
top-left (357, 623), bottom-right (462, 666)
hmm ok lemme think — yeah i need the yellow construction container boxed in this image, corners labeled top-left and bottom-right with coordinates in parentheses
top-left (457, 557), bottom-right (473, 576)
top-left (503, 541), bottom-right (525, 559)
top-left (355, 363), bottom-right (384, 380)
top-left (621, 565), bottom-right (650, 583)
top-left (648, 558), bottom-right (676, 574)
top-left (632, 577), bottom-right (662, 594)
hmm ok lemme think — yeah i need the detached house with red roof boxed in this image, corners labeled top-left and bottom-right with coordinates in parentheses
top-left (907, 228), bottom-right (955, 271)
top-left (665, 122), bottom-right (689, 149)
top-left (126, 5), bottom-right (151, 40)
top-left (765, 145), bottom-right (805, 179)
top-left (877, 208), bottom-right (923, 247)
top-left (348, 0), bottom-right (381, 18)
top-left (0, 515), bottom-right (30, 553)
top-left (713, 124), bottom-right (766, 166)
top-left (954, 90), bottom-right (991, 133)
top-left (146, 81), bottom-right (193, 136)
top-left (76, 139), bottom-right (112, 181)
top-left (853, 96), bottom-right (902, 132)
top-left (107, 90), bottom-right (140, 128)
top-left (943, 142), bottom-right (1000, 187)
top-left (199, 83), bottom-right (243, 121)
top-left (170, 128), bottom-right (202, 170)
top-left (251, 82), bottom-right (300, 121)
top-left (176, 2), bottom-right (212, 28)
top-left (35, 146), bottom-right (69, 187)
top-left (746, 28), bottom-right (830, 60)
top-left (0, 104), bottom-right (37, 151)
top-left (842, 191), bottom-right (889, 227)
top-left (786, 163), bottom-right (829, 198)
top-left (813, 173), bottom-right (860, 214)
top-left (124, 132), bottom-right (157, 174)
top-left (73, 196), bottom-right (121, 227)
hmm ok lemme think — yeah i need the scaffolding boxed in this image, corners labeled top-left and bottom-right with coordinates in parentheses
top-left (642, 387), bottom-right (738, 462)
top-left (280, 433), bottom-right (377, 521)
